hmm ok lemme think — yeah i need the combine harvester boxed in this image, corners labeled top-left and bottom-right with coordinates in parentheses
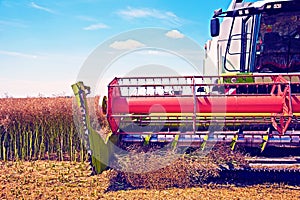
top-left (73, 0), bottom-right (300, 174)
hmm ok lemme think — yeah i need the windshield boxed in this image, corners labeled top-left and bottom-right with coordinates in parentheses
top-left (255, 11), bottom-right (300, 73)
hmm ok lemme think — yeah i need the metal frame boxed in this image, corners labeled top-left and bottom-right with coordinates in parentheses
top-left (107, 75), bottom-right (300, 144)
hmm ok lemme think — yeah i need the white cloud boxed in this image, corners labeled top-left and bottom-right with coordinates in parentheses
top-left (118, 8), bottom-right (153, 18)
top-left (166, 30), bottom-right (185, 39)
top-left (0, 50), bottom-right (40, 59)
top-left (117, 7), bottom-right (182, 26)
top-left (136, 50), bottom-right (172, 57)
top-left (110, 39), bottom-right (146, 50)
top-left (30, 2), bottom-right (56, 14)
top-left (0, 20), bottom-right (27, 28)
top-left (83, 23), bottom-right (109, 30)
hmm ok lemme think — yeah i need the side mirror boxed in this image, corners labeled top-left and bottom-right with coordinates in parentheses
top-left (210, 18), bottom-right (220, 37)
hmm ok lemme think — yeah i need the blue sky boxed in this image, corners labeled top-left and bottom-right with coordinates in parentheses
top-left (0, 0), bottom-right (232, 97)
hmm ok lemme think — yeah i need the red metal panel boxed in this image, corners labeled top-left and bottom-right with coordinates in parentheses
top-left (293, 96), bottom-right (300, 113)
top-left (107, 78), bottom-right (120, 133)
top-left (112, 96), bottom-right (290, 114)
top-left (106, 75), bottom-right (300, 135)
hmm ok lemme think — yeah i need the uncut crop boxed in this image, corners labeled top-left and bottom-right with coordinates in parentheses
top-left (0, 97), bottom-right (104, 161)
top-left (0, 97), bottom-right (249, 187)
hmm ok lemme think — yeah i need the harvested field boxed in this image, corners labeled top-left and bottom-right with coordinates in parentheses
top-left (1, 161), bottom-right (300, 200)
top-left (1, 97), bottom-right (300, 199)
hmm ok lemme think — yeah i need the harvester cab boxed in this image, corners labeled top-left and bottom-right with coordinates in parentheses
top-left (206, 0), bottom-right (300, 75)
top-left (73, 0), bottom-right (300, 174)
